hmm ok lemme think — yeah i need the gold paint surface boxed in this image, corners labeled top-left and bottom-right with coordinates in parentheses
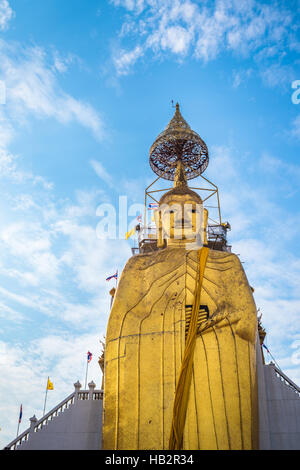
top-left (102, 246), bottom-right (258, 450)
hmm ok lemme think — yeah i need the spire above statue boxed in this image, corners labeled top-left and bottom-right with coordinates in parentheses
top-left (165, 102), bottom-right (192, 132)
top-left (173, 159), bottom-right (188, 188)
top-left (159, 159), bottom-right (203, 205)
top-left (149, 102), bottom-right (209, 181)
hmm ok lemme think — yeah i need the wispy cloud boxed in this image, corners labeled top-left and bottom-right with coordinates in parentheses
top-left (90, 159), bottom-right (115, 188)
top-left (0, 174), bottom-right (131, 446)
top-left (0, 0), bottom-right (13, 31)
top-left (0, 32), bottom-right (121, 446)
top-left (0, 146), bottom-right (53, 189)
top-left (0, 332), bottom-right (104, 446)
top-left (113, 45), bottom-right (144, 76)
top-left (232, 68), bottom-right (253, 88)
top-left (110, 0), bottom-right (297, 81)
top-left (0, 40), bottom-right (105, 141)
top-left (0, 168), bottom-right (133, 441)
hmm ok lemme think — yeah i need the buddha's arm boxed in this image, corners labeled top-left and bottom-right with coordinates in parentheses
top-left (106, 252), bottom-right (187, 341)
top-left (198, 253), bottom-right (257, 343)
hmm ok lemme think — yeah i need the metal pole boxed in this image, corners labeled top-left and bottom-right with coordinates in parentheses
top-left (16, 405), bottom-right (21, 438)
top-left (216, 189), bottom-right (222, 225)
top-left (84, 359), bottom-right (89, 389)
top-left (144, 191), bottom-right (147, 231)
top-left (43, 378), bottom-right (49, 416)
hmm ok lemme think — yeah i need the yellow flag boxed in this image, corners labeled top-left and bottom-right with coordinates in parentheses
top-left (125, 227), bottom-right (136, 240)
top-left (47, 378), bottom-right (54, 390)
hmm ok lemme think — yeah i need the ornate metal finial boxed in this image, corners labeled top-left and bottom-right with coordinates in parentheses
top-left (149, 104), bottom-right (209, 181)
top-left (158, 159), bottom-right (203, 205)
top-left (173, 160), bottom-right (188, 189)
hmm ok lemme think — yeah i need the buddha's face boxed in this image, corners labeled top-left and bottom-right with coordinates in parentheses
top-left (158, 194), bottom-right (203, 243)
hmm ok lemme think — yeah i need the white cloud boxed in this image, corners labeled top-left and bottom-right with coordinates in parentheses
top-left (111, 0), bottom-right (296, 81)
top-left (0, 333), bottom-right (104, 447)
top-left (232, 68), bottom-right (253, 88)
top-left (0, 221), bottom-right (60, 286)
top-left (0, 285), bottom-right (44, 311)
top-left (0, 300), bottom-right (25, 323)
top-left (260, 63), bottom-right (295, 89)
top-left (0, 179), bottom-right (131, 447)
top-left (63, 188), bottom-right (109, 219)
top-left (90, 159), bottom-right (114, 188)
top-left (259, 152), bottom-right (300, 182)
top-left (0, 29), bottom-right (117, 450)
top-left (0, 108), bottom-right (14, 147)
top-left (112, 0), bottom-right (145, 13)
top-left (0, 183), bottom-right (131, 319)
top-left (113, 45), bottom-right (144, 76)
top-left (159, 25), bottom-right (193, 55)
top-left (0, 147), bottom-right (53, 189)
top-left (0, 179), bottom-right (132, 448)
top-left (0, 40), bottom-right (104, 141)
top-left (51, 50), bottom-right (80, 74)
top-left (0, 0), bottom-right (13, 31)
top-left (54, 217), bottom-right (130, 294)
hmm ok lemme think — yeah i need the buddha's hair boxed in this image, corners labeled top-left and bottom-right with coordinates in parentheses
top-left (159, 187), bottom-right (203, 205)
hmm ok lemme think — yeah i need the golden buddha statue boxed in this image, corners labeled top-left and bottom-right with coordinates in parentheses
top-left (102, 106), bottom-right (258, 450)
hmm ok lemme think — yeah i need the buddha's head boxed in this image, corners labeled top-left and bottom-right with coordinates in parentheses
top-left (154, 161), bottom-right (208, 248)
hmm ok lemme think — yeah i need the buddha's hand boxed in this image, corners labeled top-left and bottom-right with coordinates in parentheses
top-left (197, 308), bottom-right (238, 335)
top-left (197, 305), bottom-right (256, 343)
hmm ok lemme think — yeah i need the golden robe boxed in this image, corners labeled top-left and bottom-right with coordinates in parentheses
top-left (102, 247), bottom-right (258, 450)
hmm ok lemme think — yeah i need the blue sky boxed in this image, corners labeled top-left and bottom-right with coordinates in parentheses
top-left (0, 0), bottom-right (300, 447)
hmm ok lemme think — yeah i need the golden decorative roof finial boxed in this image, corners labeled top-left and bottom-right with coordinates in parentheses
top-left (159, 159), bottom-right (203, 205)
top-left (166, 102), bottom-right (191, 133)
top-left (173, 159), bottom-right (188, 189)
top-left (149, 103), bottom-right (209, 181)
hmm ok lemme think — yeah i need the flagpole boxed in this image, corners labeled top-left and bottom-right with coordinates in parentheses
top-left (85, 357), bottom-right (89, 389)
top-left (43, 377), bottom-right (49, 416)
top-left (16, 405), bottom-right (21, 438)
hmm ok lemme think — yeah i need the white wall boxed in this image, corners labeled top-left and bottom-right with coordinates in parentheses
top-left (263, 365), bottom-right (300, 450)
top-left (257, 338), bottom-right (300, 450)
top-left (16, 398), bottom-right (103, 450)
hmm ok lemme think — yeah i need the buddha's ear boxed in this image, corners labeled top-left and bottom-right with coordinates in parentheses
top-left (154, 209), bottom-right (164, 248)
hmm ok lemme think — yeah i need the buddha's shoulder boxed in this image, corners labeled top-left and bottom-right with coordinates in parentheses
top-left (123, 249), bottom-right (242, 273)
top-left (123, 248), bottom-right (186, 272)
top-left (207, 249), bottom-right (242, 268)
